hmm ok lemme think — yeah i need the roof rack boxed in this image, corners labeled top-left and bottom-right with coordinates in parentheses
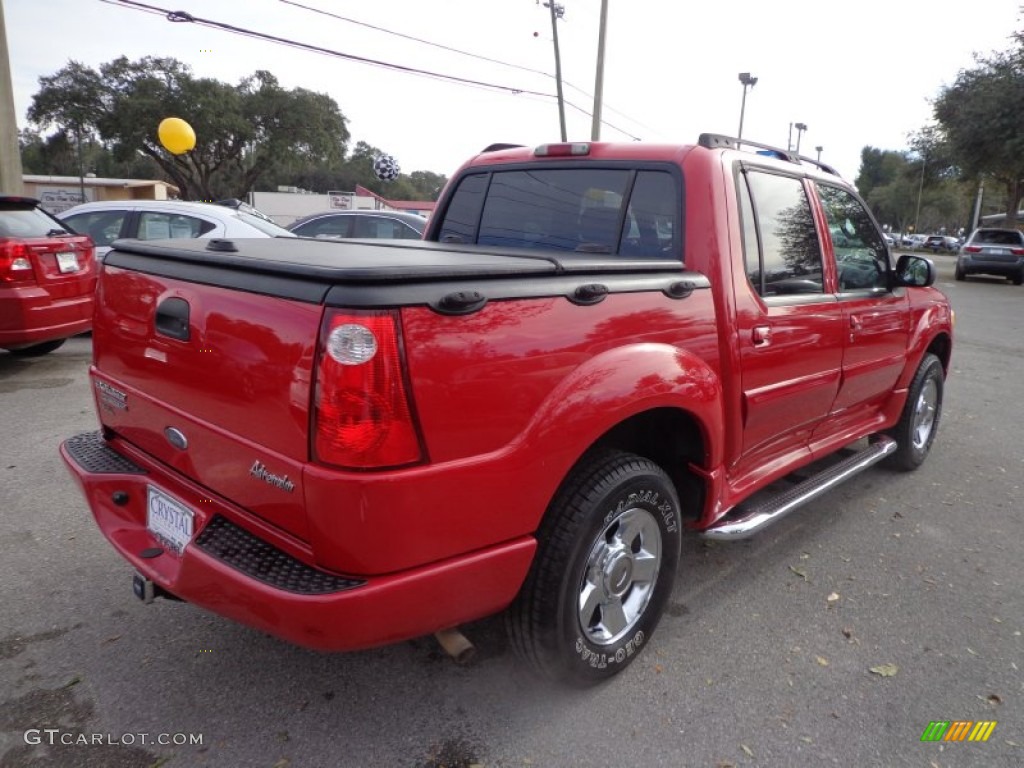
top-left (697, 133), bottom-right (840, 177)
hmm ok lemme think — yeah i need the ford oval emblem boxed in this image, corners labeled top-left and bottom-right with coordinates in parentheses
top-left (164, 427), bottom-right (188, 451)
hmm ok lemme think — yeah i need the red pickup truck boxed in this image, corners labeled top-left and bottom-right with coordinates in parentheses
top-left (62, 135), bottom-right (952, 684)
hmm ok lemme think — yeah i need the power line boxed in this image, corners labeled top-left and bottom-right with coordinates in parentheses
top-left (103, 0), bottom-right (550, 97)
top-left (279, 0), bottom-right (656, 138)
top-left (99, 0), bottom-right (643, 140)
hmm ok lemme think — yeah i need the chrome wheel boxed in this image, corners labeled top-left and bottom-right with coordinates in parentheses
top-left (578, 506), bottom-right (662, 646)
top-left (912, 377), bottom-right (939, 450)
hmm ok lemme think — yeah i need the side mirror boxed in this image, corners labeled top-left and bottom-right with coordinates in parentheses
top-left (894, 253), bottom-right (935, 288)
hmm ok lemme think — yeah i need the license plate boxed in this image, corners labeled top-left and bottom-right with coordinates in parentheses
top-left (56, 252), bottom-right (79, 273)
top-left (991, 248), bottom-right (1009, 256)
top-left (146, 486), bottom-right (194, 555)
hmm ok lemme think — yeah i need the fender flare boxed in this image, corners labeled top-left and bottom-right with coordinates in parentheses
top-left (514, 343), bottom-right (725, 475)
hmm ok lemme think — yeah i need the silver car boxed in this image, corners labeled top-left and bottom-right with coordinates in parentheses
top-left (59, 199), bottom-right (295, 260)
top-left (956, 228), bottom-right (1024, 285)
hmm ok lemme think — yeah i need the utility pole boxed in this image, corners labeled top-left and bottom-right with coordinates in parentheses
top-left (0, 0), bottom-right (25, 194)
top-left (590, 0), bottom-right (608, 141)
top-left (544, 1), bottom-right (567, 141)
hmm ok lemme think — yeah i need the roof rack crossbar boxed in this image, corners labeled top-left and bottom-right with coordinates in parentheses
top-left (697, 133), bottom-right (840, 177)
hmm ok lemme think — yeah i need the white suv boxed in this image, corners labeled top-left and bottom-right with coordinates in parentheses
top-left (59, 199), bottom-right (295, 259)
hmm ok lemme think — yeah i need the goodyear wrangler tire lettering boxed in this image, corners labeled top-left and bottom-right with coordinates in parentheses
top-left (505, 451), bottom-right (682, 685)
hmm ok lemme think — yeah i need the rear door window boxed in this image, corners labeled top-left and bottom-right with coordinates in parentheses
top-left (294, 215), bottom-right (353, 239)
top-left (741, 171), bottom-right (824, 296)
top-left (137, 212), bottom-right (216, 240)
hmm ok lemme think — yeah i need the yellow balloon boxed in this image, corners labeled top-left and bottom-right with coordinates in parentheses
top-left (158, 117), bottom-right (196, 155)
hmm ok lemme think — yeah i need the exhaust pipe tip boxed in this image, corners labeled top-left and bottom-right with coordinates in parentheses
top-left (434, 627), bottom-right (476, 665)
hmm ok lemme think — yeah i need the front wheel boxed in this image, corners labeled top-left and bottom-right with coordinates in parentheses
top-left (884, 353), bottom-right (944, 471)
top-left (506, 451), bottom-right (682, 685)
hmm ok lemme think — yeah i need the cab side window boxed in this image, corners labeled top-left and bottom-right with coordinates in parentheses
top-left (740, 171), bottom-right (824, 296)
top-left (816, 183), bottom-right (889, 291)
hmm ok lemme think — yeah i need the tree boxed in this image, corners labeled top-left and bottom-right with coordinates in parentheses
top-left (933, 47), bottom-right (1024, 225)
top-left (28, 57), bottom-right (350, 201)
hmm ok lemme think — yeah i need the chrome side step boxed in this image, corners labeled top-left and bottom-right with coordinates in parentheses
top-left (700, 436), bottom-right (898, 541)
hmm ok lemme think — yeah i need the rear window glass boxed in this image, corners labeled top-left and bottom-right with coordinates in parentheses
top-left (0, 203), bottom-right (66, 238)
top-left (436, 167), bottom-right (681, 259)
top-left (973, 229), bottom-right (1024, 245)
top-left (236, 211), bottom-right (295, 237)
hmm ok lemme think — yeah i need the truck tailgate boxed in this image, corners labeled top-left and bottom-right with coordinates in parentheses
top-left (92, 262), bottom-right (322, 541)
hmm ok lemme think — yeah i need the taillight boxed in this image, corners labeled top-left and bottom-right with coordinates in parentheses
top-left (0, 240), bottom-right (36, 284)
top-left (534, 142), bottom-right (591, 157)
top-left (965, 246), bottom-right (981, 253)
top-left (1012, 248), bottom-right (1024, 256)
top-left (313, 309), bottom-right (423, 469)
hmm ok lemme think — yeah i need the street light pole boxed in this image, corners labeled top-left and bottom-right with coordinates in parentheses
top-left (794, 122), bottom-right (807, 155)
top-left (590, 0), bottom-right (609, 141)
top-left (737, 72), bottom-right (757, 141)
top-left (544, 1), bottom-right (567, 141)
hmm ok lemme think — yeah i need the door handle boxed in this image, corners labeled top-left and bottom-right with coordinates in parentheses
top-left (752, 325), bottom-right (771, 345)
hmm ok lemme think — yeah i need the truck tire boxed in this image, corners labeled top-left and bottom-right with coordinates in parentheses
top-left (7, 339), bottom-right (67, 357)
top-left (883, 353), bottom-right (944, 471)
top-left (505, 450), bottom-right (682, 685)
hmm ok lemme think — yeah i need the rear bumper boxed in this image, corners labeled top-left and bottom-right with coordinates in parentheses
top-left (60, 431), bottom-right (535, 651)
top-left (0, 286), bottom-right (93, 348)
top-left (957, 255), bottom-right (1024, 277)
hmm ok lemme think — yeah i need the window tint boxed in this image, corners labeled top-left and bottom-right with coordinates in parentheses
top-left (816, 183), bottom-right (889, 291)
top-left (437, 173), bottom-right (488, 244)
top-left (474, 169), bottom-right (630, 251)
top-left (743, 171), bottom-right (823, 295)
top-left (62, 210), bottom-right (128, 246)
top-left (436, 167), bottom-right (681, 259)
top-left (137, 212), bottom-right (215, 240)
top-left (621, 171), bottom-right (679, 258)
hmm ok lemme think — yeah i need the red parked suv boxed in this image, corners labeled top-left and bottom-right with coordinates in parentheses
top-left (0, 196), bottom-right (96, 355)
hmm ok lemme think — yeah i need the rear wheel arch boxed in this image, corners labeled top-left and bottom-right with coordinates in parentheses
top-left (589, 407), bottom-right (708, 522)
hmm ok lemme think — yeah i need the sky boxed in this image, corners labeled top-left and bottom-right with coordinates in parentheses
top-left (5, 0), bottom-right (1023, 185)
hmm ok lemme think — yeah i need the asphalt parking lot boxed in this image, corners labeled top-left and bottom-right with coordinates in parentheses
top-left (0, 254), bottom-right (1021, 768)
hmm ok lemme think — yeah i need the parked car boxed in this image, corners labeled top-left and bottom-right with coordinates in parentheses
top-left (956, 228), bottom-right (1024, 284)
top-left (881, 232), bottom-right (895, 247)
top-left (903, 234), bottom-right (927, 248)
top-left (922, 235), bottom-right (959, 253)
top-left (0, 196), bottom-right (97, 356)
top-left (287, 210), bottom-right (427, 240)
top-left (59, 199), bottom-right (295, 260)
